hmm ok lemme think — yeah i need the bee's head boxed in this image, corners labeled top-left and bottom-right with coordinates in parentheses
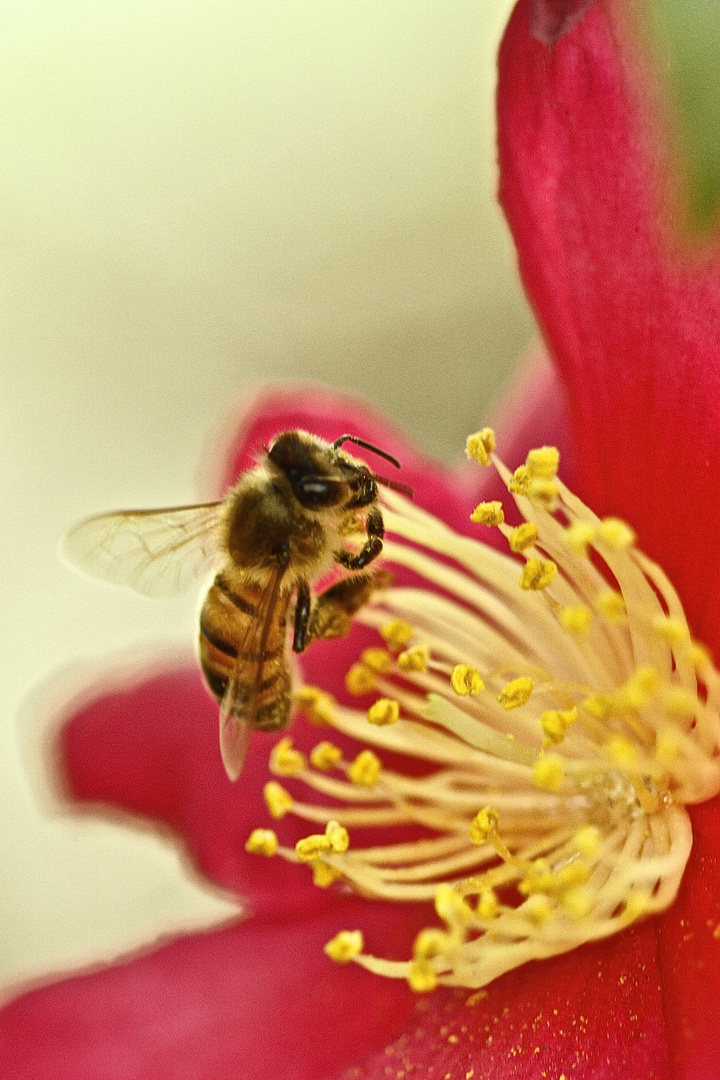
top-left (267, 431), bottom-right (354, 509)
top-left (267, 429), bottom-right (413, 509)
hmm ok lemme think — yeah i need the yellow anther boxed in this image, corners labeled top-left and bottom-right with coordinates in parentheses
top-left (540, 707), bottom-right (578, 747)
top-left (563, 520), bottom-right (597, 556)
top-left (573, 825), bottom-right (601, 859)
top-left (605, 734), bottom-right (639, 770)
top-left (518, 862), bottom-right (555, 896)
top-left (269, 737), bottom-right (306, 776)
top-left (295, 833), bottom-right (333, 862)
top-left (508, 464), bottom-right (531, 495)
top-left (413, 927), bottom-right (451, 960)
top-left (470, 500), bottom-right (505, 526)
top-left (345, 663), bottom-right (377, 696)
top-left (533, 753), bottom-right (565, 792)
top-left (662, 686), bottom-right (698, 718)
top-left (563, 886), bottom-right (594, 920)
top-left (310, 741), bottom-right (343, 771)
top-left (244, 829), bottom-right (279, 856)
top-left (526, 445), bottom-right (560, 479)
top-left (325, 930), bottom-right (364, 963)
top-left (597, 589), bottom-right (627, 623)
top-left (520, 557), bottom-right (557, 591)
top-left (295, 686), bottom-right (336, 725)
top-left (623, 890), bottom-right (651, 922)
top-left (367, 698), bottom-right (400, 726)
top-left (469, 806), bottom-right (500, 845)
top-left (465, 428), bottom-right (496, 466)
top-left (380, 618), bottom-right (415, 651)
top-left (656, 728), bottom-right (681, 767)
top-left (397, 644), bottom-right (429, 673)
top-left (498, 676), bottom-right (534, 710)
top-left (263, 781), bottom-right (294, 819)
top-left (477, 889), bottom-right (499, 920)
top-left (348, 749), bottom-right (382, 787)
top-left (526, 477), bottom-right (559, 508)
top-left (508, 522), bottom-right (539, 552)
top-left (450, 665), bottom-right (485, 696)
top-left (652, 616), bottom-right (689, 645)
top-left (361, 648), bottom-right (394, 674)
top-left (522, 893), bottom-right (554, 924)
top-left (599, 517), bottom-right (636, 549)
top-left (435, 883), bottom-right (475, 926)
top-left (313, 860), bottom-right (344, 888)
top-left (559, 605), bottom-right (592, 634)
top-left (325, 819), bottom-right (350, 854)
top-left (407, 957), bottom-right (438, 992)
top-left (554, 859), bottom-right (592, 890)
top-left (581, 693), bottom-right (610, 718)
top-left (614, 666), bottom-right (661, 709)
top-left (687, 641), bottom-right (713, 671)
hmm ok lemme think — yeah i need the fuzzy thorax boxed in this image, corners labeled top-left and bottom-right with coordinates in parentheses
top-left (246, 432), bottom-right (720, 991)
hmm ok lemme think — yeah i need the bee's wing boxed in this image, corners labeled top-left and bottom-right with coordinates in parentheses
top-left (219, 563), bottom-right (289, 781)
top-left (61, 502), bottom-right (226, 597)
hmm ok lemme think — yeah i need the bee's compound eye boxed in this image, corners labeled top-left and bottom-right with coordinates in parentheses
top-left (296, 477), bottom-right (341, 507)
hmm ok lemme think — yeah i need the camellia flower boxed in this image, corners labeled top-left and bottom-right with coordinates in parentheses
top-left (3, 2), bottom-right (720, 1080)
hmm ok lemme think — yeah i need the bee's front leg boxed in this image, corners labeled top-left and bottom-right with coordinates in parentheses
top-left (335, 507), bottom-right (384, 571)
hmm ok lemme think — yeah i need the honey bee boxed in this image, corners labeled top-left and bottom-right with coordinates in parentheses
top-left (62, 430), bottom-right (412, 780)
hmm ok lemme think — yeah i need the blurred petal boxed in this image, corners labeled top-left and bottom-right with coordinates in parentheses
top-left (0, 898), bottom-right (429, 1080)
top-left (530, 0), bottom-right (600, 45)
top-left (59, 665), bottom-right (324, 917)
top-left (342, 923), bottom-right (668, 1080)
top-left (498, 0), bottom-right (720, 652)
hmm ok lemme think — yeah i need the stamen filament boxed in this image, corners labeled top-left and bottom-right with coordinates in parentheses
top-left (247, 435), bottom-right (720, 992)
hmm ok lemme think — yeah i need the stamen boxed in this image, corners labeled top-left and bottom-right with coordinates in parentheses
top-left (247, 432), bottom-right (720, 993)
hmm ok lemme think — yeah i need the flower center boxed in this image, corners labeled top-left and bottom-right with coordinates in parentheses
top-left (245, 431), bottom-right (720, 992)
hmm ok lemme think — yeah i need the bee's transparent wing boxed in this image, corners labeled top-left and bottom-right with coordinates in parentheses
top-left (61, 502), bottom-right (226, 597)
top-left (219, 563), bottom-right (289, 780)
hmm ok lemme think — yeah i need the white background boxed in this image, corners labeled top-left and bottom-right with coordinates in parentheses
top-left (0, 0), bottom-right (533, 995)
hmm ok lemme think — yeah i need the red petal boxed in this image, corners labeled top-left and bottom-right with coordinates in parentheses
top-left (341, 924), bottom-right (669, 1080)
top-left (0, 898), bottom-right (429, 1080)
top-left (656, 797), bottom-right (720, 1080)
top-left (58, 663), bottom-right (327, 917)
top-left (498, 3), bottom-right (720, 1072)
top-left (498, 0), bottom-right (720, 652)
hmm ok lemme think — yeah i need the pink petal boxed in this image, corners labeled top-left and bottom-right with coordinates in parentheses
top-left (59, 664), bottom-right (326, 917)
top-left (497, 0), bottom-right (720, 653)
top-left (341, 924), bottom-right (669, 1080)
top-left (0, 898), bottom-right (429, 1080)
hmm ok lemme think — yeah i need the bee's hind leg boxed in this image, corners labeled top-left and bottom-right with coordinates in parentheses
top-left (292, 569), bottom-right (392, 652)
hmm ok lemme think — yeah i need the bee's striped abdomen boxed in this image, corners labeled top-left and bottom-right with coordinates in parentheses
top-left (199, 572), bottom-right (293, 731)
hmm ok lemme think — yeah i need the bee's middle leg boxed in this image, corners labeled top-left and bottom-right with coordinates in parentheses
top-left (292, 570), bottom-right (392, 651)
top-left (292, 578), bottom-right (312, 653)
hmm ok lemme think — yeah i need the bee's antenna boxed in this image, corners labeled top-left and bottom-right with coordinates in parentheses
top-left (372, 474), bottom-right (414, 498)
top-left (333, 434), bottom-right (402, 470)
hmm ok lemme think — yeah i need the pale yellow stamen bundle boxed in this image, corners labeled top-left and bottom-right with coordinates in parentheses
top-left (250, 434), bottom-right (720, 993)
